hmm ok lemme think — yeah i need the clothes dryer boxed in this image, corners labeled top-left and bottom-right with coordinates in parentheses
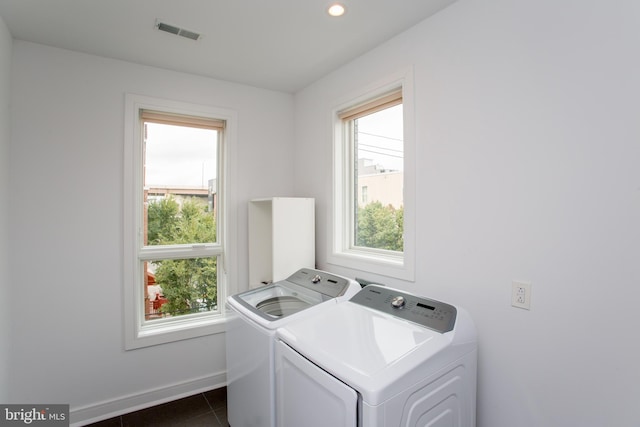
top-left (226, 268), bottom-right (360, 427)
top-left (275, 285), bottom-right (477, 427)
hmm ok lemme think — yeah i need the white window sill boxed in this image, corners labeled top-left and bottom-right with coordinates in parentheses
top-left (327, 249), bottom-right (414, 282)
top-left (126, 313), bottom-right (226, 350)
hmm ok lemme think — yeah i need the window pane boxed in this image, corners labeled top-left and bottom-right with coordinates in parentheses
top-left (144, 122), bottom-right (218, 246)
top-left (142, 121), bottom-right (219, 322)
top-left (353, 104), bottom-right (404, 252)
top-left (145, 256), bottom-right (219, 321)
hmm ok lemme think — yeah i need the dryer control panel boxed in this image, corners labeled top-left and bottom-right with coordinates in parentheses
top-left (350, 285), bottom-right (457, 333)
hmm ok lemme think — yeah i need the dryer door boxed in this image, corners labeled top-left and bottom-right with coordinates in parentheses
top-left (276, 340), bottom-right (357, 427)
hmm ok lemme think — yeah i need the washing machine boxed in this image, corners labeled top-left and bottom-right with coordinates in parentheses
top-left (275, 285), bottom-right (478, 427)
top-left (226, 268), bottom-right (361, 427)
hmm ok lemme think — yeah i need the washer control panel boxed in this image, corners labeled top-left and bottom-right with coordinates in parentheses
top-left (286, 268), bottom-right (354, 298)
top-left (350, 285), bottom-right (457, 333)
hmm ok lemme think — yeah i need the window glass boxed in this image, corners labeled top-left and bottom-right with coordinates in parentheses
top-left (144, 122), bottom-right (218, 246)
top-left (353, 103), bottom-right (404, 252)
top-left (145, 256), bottom-right (219, 320)
top-left (141, 119), bottom-right (220, 322)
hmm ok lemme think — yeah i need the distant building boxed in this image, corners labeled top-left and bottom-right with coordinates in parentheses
top-left (145, 178), bottom-right (217, 213)
top-left (357, 158), bottom-right (403, 208)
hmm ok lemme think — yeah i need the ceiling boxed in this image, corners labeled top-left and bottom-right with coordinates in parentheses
top-left (0, 0), bottom-right (456, 93)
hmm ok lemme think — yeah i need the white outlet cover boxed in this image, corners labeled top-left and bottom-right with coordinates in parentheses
top-left (511, 281), bottom-right (531, 310)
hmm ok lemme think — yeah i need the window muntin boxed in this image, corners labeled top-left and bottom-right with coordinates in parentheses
top-left (124, 94), bottom-right (233, 349)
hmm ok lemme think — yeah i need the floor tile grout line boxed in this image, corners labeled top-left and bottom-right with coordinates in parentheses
top-left (173, 393), bottom-right (216, 425)
top-left (202, 391), bottom-right (215, 411)
top-left (201, 391), bottom-right (220, 425)
top-left (200, 392), bottom-right (221, 426)
top-left (202, 391), bottom-right (226, 427)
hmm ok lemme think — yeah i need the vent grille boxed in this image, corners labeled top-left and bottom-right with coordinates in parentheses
top-left (155, 20), bottom-right (202, 41)
top-left (178, 29), bottom-right (200, 41)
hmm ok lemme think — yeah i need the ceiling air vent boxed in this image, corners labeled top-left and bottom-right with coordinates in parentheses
top-left (155, 20), bottom-right (202, 41)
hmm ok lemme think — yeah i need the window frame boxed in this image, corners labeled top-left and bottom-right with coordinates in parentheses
top-left (329, 70), bottom-right (416, 281)
top-left (123, 94), bottom-right (237, 349)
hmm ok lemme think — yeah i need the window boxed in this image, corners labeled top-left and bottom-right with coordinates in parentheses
top-left (344, 91), bottom-right (403, 252)
top-left (330, 71), bottom-right (415, 281)
top-left (124, 95), bottom-right (236, 349)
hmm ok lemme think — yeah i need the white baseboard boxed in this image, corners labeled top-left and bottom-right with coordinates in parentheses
top-left (69, 371), bottom-right (227, 427)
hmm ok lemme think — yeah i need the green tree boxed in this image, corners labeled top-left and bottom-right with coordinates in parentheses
top-left (147, 196), bottom-right (180, 245)
top-left (356, 201), bottom-right (404, 251)
top-left (148, 197), bottom-right (217, 316)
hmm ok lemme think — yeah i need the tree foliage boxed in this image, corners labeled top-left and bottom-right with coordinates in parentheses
top-left (147, 197), bottom-right (180, 245)
top-left (356, 202), bottom-right (403, 251)
top-left (147, 197), bottom-right (217, 316)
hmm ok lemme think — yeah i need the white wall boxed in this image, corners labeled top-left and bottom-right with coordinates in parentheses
top-left (0, 13), bottom-right (12, 404)
top-left (294, 0), bottom-right (640, 426)
top-left (9, 41), bottom-right (295, 423)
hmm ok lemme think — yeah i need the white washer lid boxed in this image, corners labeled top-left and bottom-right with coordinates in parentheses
top-left (227, 271), bottom-right (361, 329)
top-left (276, 301), bottom-right (474, 405)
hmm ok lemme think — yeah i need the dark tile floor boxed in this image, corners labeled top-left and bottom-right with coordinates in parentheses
top-left (85, 387), bottom-right (228, 427)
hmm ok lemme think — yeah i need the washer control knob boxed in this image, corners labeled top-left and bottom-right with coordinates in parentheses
top-left (391, 296), bottom-right (406, 309)
top-left (312, 275), bottom-right (322, 283)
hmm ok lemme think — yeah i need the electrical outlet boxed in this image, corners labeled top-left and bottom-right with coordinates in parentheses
top-left (511, 281), bottom-right (531, 310)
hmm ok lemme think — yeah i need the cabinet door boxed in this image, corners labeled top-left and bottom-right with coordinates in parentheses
top-left (276, 340), bottom-right (357, 427)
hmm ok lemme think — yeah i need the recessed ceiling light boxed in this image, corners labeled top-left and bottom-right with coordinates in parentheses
top-left (327, 3), bottom-right (346, 17)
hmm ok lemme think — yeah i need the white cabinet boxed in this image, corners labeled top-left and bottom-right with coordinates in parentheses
top-left (248, 197), bottom-right (315, 288)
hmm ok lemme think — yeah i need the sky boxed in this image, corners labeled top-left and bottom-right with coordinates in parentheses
top-left (356, 104), bottom-right (404, 172)
top-left (145, 122), bottom-right (217, 188)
